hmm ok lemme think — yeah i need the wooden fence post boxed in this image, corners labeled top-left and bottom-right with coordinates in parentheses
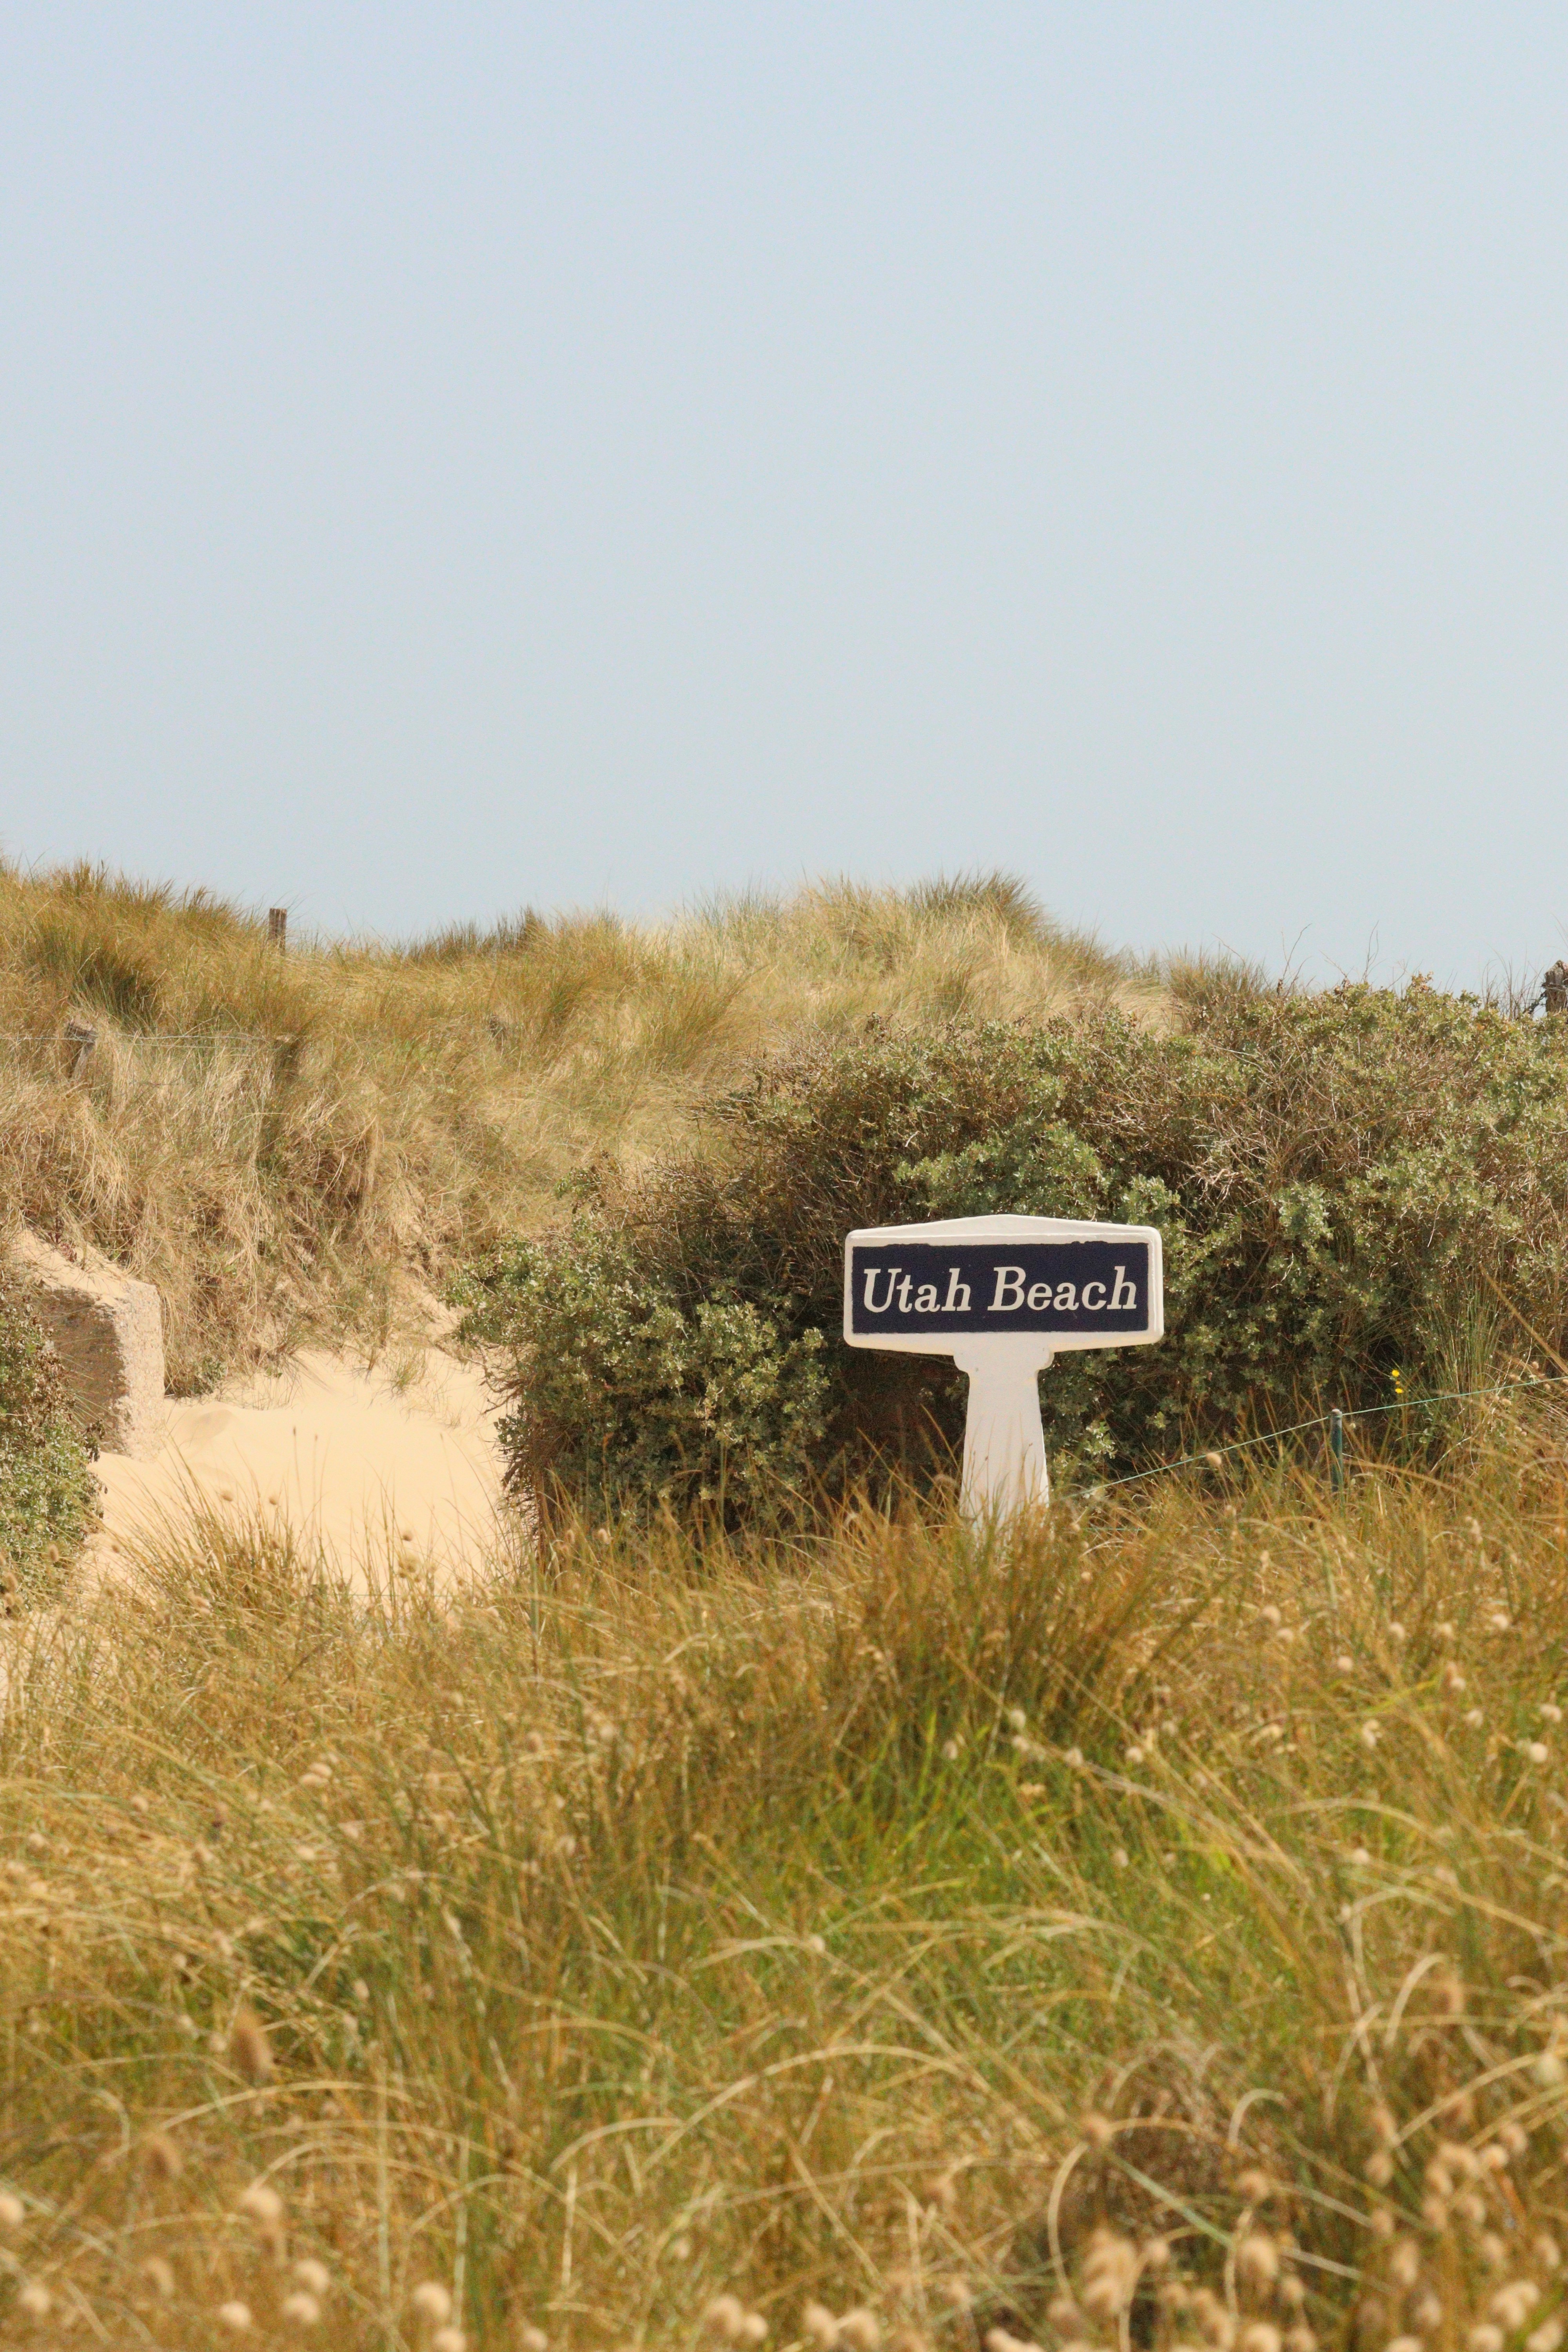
top-left (268, 909), bottom-right (288, 953)
top-left (62, 1017), bottom-right (97, 1080)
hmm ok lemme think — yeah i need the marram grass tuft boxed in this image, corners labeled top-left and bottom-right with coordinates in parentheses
top-left (4, 1405), bottom-right (1568, 2345)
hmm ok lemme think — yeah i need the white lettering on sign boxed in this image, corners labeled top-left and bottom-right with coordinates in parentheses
top-left (863, 1264), bottom-right (983, 1314)
top-left (893, 1261), bottom-right (1142, 1318)
top-left (990, 1265), bottom-right (1025, 1311)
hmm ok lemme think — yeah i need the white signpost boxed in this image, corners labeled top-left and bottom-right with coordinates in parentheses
top-left (842, 1213), bottom-right (1164, 1515)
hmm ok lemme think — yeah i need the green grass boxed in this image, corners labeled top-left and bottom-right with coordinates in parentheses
top-left (5, 1404), bottom-right (1568, 2348)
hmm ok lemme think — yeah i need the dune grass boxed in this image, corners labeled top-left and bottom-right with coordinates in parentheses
top-left (5, 1403), bottom-right (1568, 2347)
top-left (8, 857), bottom-right (1566, 2352)
top-left (0, 862), bottom-right (1153, 1390)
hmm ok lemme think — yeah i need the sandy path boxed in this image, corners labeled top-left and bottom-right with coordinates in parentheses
top-left (88, 1347), bottom-right (509, 1590)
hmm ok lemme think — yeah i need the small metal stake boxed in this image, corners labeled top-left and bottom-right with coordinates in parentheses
top-left (1329, 1408), bottom-right (1345, 1497)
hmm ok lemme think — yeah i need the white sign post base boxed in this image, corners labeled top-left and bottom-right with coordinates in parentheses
top-left (954, 1335), bottom-right (1055, 1517)
top-left (842, 1213), bottom-right (1164, 1520)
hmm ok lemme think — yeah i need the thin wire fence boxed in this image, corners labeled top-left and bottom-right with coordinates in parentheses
top-left (0, 1025), bottom-right (506, 1047)
top-left (1086, 1370), bottom-right (1566, 1498)
top-left (0, 1044), bottom-right (291, 1054)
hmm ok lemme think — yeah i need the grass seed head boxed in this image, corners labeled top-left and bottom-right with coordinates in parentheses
top-left (1490, 2283), bottom-right (1540, 2329)
top-left (282, 2292), bottom-right (321, 2329)
top-left (839, 2312), bottom-right (880, 2352)
top-left (142, 2129), bottom-right (182, 2181)
top-left (413, 2283), bottom-right (455, 2326)
top-left (1082, 2229), bottom-right (1140, 2319)
top-left (217, 2301), bottom-right (253, 2332)
top-left (239, 2181), bottom-right (285, 2225)
top-left (1388, 2239), bottom-right (1421, 2291)
top-left (1236, 2232), bottom-right (1279, 2291)
top-left (1188, 2287), bottom-right (1236, 2347)
top-left (229, 2005), bottom-right (274, 2083)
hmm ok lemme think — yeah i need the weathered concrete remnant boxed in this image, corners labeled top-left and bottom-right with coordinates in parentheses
top-left (8, 1232), bottom-right (165, 1458)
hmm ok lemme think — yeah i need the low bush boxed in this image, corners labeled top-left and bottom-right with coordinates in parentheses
top-left (0, 1270), bottom-right (95, 1597)
top-left (470, 980), bottom-right (1568, 1508)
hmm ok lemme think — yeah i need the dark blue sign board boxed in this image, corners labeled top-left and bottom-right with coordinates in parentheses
top-left (842, 1214), bottom-right (1163, 1358)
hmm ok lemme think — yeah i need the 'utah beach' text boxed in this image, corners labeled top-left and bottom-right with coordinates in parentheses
top-left (845, 1238), bottom-right (1152, 1340)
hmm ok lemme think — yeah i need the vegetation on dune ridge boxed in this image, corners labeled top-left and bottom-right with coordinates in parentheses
top-left (471, 977), bottom-right (1568, 1512)
top-left (0, 860), bottom-right (1150, 1392)
top-left (4, 1418), bottom-right (1568, 2346)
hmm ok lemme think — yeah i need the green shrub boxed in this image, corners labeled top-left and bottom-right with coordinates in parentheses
top-left (0, 1272), bottom-right (95, 1597)
top-left (468, 981), bottom-right (1568, 1508)
top-left (465, 1224), bottom-right (829, 1515)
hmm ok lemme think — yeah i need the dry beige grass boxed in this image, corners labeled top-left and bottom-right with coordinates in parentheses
top-left (0, 863), bottom-right (1155, 1388)
top-left (3, 1412), bottom-right (1568, 2347)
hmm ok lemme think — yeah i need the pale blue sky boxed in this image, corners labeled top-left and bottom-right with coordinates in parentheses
top-left (3, 5), bottom-right (1566, 982)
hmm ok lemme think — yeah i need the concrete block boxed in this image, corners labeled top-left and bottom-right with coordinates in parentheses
top-left (9, 1232), bottom-right (165, 1459)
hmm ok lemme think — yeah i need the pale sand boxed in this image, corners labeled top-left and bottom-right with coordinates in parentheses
top-left (87, 1347), bottom-right (508, 1590)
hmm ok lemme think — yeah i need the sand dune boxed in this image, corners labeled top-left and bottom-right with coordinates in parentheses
top-left (88, 1346), bottom-right (508, 1590)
